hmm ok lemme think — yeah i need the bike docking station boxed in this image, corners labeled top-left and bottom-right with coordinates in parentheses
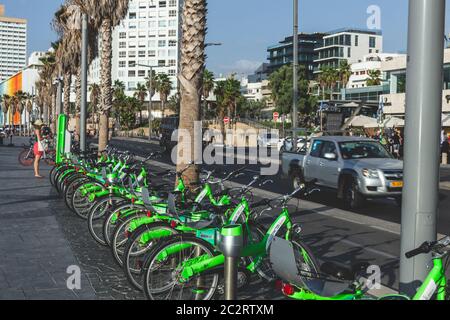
top-left (218, 224), bottom-right (244, 300)
top-left (56, 114), bottom-right (71, 164)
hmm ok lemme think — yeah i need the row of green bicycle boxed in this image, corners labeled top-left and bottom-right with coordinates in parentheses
top-left (50, 147), bottom-right (450, 300)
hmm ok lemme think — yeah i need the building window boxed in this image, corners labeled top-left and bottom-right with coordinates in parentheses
top-left (168, 30), bottom-right (177, 37)
top-left (129, 61), bottom-right (136, 67)
top-left (159, 20), bottom-right (167, 28)
top-left (119, 42), bottom-right (126, 49)
top-left (169, 10), bottom-right (177, 17)
top-left (128, 70), bottom-right (136, 77)
top-left (128, 82), bottom-right (136, 90)
top-left (119, 51), bottom-right (126, 58)
top-left (159, 1), bottom-right (167, 8)
top-left (148, 50), bottom-right (156, 57)
top-left (168, 69), bottom-right (176, 76)
top-left (169, 0), bottom-right (177, 6)
top-left (119, 32), bottom-right (126, 39)
top-left (158, 40), bottom-right (166, 47)
top-left (158, 60), bottom-right (166, 67)
top-left (355, 35), bottom-right (359, 47)
top-left (168, 59), bottom-right (176, 67)
top-left (138, 70), bottom-right (146, 77)
top-left (119, 61), bottom-right (126, 68)
top-left (168, 40), bottom-right (177, 47)
top-left (347, 47), bottom-right (351, 58)
top-left (129, 51), bottom-right (136, 58)
top-left (369, 36), bottom-right (376, 48)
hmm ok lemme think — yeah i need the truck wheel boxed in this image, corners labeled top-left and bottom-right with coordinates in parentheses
top-left (343, 179), bottom-right (365, 209)
top-left (291, 170), bottom-right (305, 196)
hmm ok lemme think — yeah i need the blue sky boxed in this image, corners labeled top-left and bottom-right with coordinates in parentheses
top-left (3, 0), bottom-right (450, 76)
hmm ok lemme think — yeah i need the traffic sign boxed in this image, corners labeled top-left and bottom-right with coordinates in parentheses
top-left (273, 112), bottom-right (280, 122)
top-left (224, 117), bottom-right (230, 124)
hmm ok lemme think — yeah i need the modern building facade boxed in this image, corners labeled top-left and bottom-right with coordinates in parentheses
top-left (381, 49), bottom-right (450, 121)
top-left (267, 33), bottom-right (325, 78)
top-left (0, 4), bottom-right (27, 82)
top-left (90, 0), bottom-right (182, 103)
top-left (0, 59), bottom-right (40, 126)
top-left (314, 28), bottom-right (382, 73)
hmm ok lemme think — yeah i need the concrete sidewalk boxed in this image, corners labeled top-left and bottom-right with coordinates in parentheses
top-left (0, 139), bottom-right (96, 300)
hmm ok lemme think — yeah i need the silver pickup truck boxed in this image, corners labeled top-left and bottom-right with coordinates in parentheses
top-left (281, 136), bottom-right (403, 208)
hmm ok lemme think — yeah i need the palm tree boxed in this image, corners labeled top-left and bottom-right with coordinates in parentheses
top-left (176, 0), bottom-right (207, 189)
top-left (339, 60), bottom-right (352, 89)
top-left (1, 95), bottom-right (11, 127)
top-left (155, 73), bottom-right (172, 117)
top-left (14, 91), bottom-right (27, 136)
top-left (202, 69), bottom-right (215, 119)
top-left (145, 70), bottom-right (157, 131)
top-left (367, 69), bottom-right (382, 86)
top-left (89, 83), bottom-right (100, 134)
top-left (112, 80), bottom-right (126, 127)
top-left (134, 83), bottom-right (147, 125)
top-left (74, 0), bottom-right (130, 153)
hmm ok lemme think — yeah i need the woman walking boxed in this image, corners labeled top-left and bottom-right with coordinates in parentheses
top-left (33, 120), bottom-right (45, 178)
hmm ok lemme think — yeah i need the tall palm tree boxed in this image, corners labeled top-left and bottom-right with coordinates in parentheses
top-left (145, 70), bottom-right (157, 127)
top-left (89, 83), bottom-right (100, 134)
top-left (14, 91), bottom-right (27, 136)
top-left (74, 0), bottom-right (130, 153)
top-left (1, 95), bottom-right (11, 127)
top-left (134, 83), bottom-right (147, 125)
top-left (176, 0), bottom-right (207, 189)
top-left (202, 69), bottom-right (214, 119)
top-left (155, 73), bottom-right (172, 117)
top-left (339, 60), bottom-right (352, 89)
top-left (367, 69), bottom-right (382, 86)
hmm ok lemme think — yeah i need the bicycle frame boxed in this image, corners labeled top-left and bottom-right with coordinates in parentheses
top-left (412, 257), bottom-right (447, 300)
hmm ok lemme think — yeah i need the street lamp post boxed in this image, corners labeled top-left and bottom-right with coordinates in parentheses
top-left (400, 0), bottom-right (446, 296)
top-left (80, 13), bottom-right (88, 152)
top-left (292, 0), bottom-right (299, 150)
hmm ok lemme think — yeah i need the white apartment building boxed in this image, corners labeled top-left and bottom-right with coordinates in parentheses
top-left (314, 28), bottom-right (382, 72)
top-left (347, 53), bottom-right (404, 89)
top-left (90, 0), bottom-right (182, 101)
top-left (0, 5), bottom-right (27, 82)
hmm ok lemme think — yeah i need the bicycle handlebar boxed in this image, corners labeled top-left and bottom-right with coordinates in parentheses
top-left (405, 236), bottom-right (450, 258)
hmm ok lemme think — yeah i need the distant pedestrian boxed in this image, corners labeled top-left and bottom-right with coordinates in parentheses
top-left (33, 120), bottom-right (45, 178)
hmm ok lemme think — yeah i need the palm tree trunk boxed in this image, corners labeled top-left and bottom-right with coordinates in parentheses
top-left (63, 72), bottom-right (72, 115)
top-left (75, 67), bottom-right (82, 141)
top-left (98, 19), bottom-right (113, 153)
top-left (176, 0), bottom-right (207, 189)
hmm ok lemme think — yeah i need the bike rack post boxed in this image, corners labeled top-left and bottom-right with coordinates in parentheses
top-left (219, 224), bottom-right (243, 300)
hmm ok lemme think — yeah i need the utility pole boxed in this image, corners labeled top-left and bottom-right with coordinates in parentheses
top-left (56, 76), bottom-right (63, 116)
top-left (292, 0), bottom-right (299, 150)
top-left (400, 0), bottom-right (445, 296)
top-left (80, 13), bottom-right (88, 152)
top-left (148, 66), bottom-right (154, 141)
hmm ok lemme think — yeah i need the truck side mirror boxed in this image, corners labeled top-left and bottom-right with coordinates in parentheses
top-left (324, 153), bottom-right (337, 161)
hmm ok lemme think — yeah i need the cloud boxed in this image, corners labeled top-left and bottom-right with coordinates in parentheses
top-left (217, 59), bottom-right (262, 77)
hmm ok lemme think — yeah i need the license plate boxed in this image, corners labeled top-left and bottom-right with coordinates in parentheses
top-left (390, 181), bottom-right (403, 188)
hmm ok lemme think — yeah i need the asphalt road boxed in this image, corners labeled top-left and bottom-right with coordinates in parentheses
top-left (102, 136), bottom-right (450, 293)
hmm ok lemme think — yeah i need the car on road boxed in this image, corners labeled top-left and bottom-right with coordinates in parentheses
top-left (257, 132), bottom-right (282, 150)
top-left (281, 136), bottom-right (404, 209)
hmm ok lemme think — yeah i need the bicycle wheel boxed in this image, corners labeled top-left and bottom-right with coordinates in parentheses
top-left (72, 181), bottom-right (104, 219)
top-left (18, 149), bottom-right (34, 166)
top-left (143, 234), bottom-right (220, 300)
top-left (88, 196), bottom-right (128, 246)
top-left (111, 211), bottom-right (152, 267)
top-left (103, 203), bottom-right (145, 246)
top-left (123, 222), bottom-right (179, 290)
top-left (64, 175), bottom-right (89, 211)
top-left (290, 238), bottom-right (321, 292)
top-left (44, 150), bottom-right (56, 166)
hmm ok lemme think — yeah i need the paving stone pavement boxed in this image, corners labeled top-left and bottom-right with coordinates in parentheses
top-left (0, 137), bottom-right (281, 300)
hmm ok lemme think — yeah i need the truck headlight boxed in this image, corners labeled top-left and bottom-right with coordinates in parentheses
top-left (362, 168), bottom-right (380, 179)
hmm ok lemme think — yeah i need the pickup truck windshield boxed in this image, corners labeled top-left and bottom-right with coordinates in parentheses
top-left (339, 141), bottom-right (393, 159)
